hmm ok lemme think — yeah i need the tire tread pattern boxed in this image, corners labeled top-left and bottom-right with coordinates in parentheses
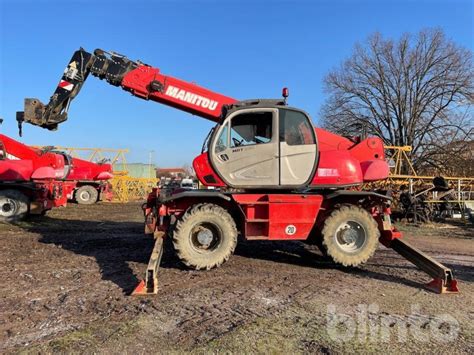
top-left (321, 205), bottom-right (379, 267)
top-left (0, 189), bottom-right (29, 222)
top-left (75, 185), bottom-right (99, 205)
top-left (173, 203), bottom-right (237, 270)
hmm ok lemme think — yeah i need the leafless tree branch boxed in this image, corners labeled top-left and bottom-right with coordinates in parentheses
top-left (320, 29), bottom-right (473, 175)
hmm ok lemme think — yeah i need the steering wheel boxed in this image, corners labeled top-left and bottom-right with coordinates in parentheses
top-left (232, 137), bottom-right (243, 147)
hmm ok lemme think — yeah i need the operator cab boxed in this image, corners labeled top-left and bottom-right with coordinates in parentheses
top-left (207, 99), bottom-right (318, 188)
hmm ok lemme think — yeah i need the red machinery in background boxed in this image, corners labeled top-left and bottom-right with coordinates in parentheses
top-left (61, 156), bottom-right (113, 205)
top-left (0, 134), bottom-right (72, 221)
top-left (2, 134), bottom-right (113, 204)
top-left (16, 48), bottom-right (459, 294)
top-left (0, 134), bottom-right (114, 221)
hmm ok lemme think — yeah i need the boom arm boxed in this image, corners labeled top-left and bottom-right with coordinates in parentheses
top-left (16, 48), bottom-right (237, 133)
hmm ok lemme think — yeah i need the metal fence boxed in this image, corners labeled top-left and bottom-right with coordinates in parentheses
top-left (111, 176), bottom-right (159, 202)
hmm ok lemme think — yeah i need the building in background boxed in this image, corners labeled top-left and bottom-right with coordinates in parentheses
top-left (113, 163), bottom-right (157, 178)
top-left (155, 167), bottom-right (187, 179)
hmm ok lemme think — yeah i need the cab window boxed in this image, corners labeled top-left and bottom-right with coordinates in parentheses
top-left (279, 109), bottom-right (315, 145)
top-left (214, 124), bottom-right (229, 153)
top-left (230, 112), bottom-right (273, 147)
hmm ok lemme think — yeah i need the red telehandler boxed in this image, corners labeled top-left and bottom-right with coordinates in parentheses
top-left (1, 133), bottom-right (113, 203)
top-left (0, 134), bottom-right (113, 221)
top-left (0, 134), bottom-right (73, 221)
top-left (16, 48), bottom-right (459, 295)
top-left (62, 156), bottom-right (113, 205)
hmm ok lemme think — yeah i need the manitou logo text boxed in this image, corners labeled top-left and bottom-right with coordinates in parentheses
top-left (165, 86), bottom-right (218, 111)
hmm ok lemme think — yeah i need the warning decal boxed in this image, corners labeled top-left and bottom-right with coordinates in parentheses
top-left (58, 80), bottom-right (74, 91)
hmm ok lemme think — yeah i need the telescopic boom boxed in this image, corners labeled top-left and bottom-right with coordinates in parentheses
top-left (16, 48), bottom-right (236, 134)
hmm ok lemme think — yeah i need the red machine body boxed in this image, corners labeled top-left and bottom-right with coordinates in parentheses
top-left (0, 134), bottom-right (113, 218)
top-left (121, 61), bottom-right (388, 189)
top-left (121, 65), bottom-right (236, 121)
top-left (192, 129), bottom-right (389, 189)
top-left (17, 48), bottom-right (459, 294)
top-left (0, 134), bottom-right (68, 180)
top-left (192, 153), bottom-right (225, 188)
top-left (0, 134), bottom-right (73, 219)
top-left (0, 159), bottom-right (33, 181)
top-left (68, 157), bottom-right (113, 181)
top-left (66, 157), bottom-right (113, 203)
top-left (17, 48), bottom-right (388, 190)
top-left (311, 129), bottom-right (389, 186)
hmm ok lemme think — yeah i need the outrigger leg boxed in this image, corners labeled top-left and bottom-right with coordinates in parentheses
top-left (132, 231), bottom-right (164, 296)
top-left (390, 238), bottom-right (459, 294)
top-left (380, 228), bottom-right (459, 294)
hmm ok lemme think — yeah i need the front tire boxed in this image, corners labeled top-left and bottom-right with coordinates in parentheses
top-left (173, 203), bottom-right (237, 270)
top-left (0, 189), bottom-right (30, 222)
top-left (75, 185), bottom-right (99, 205)
top-left (321, 205), bottom-right (379, 267)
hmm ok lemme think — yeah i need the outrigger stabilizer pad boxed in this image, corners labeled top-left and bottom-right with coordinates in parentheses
top-left (132, 233), bottom-right (164, 296)
top-left (426, 277), bottom-right (459, 294)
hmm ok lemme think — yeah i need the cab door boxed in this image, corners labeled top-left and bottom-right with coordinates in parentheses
top-left (278, 108), bottom-right (317, 186)
top-left (210, 108), bottom-right (279, 187)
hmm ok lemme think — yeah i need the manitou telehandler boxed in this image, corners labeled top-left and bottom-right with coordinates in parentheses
top-left (16, 48), bottom-right (459, 294)
top-left (61, 156), bottom-right (113, 205)
top-left (0, 134), bottom-right (113, 220)
top-left (0, 134), bottom-right (73, 221)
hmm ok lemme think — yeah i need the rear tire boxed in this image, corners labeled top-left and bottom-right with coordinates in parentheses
top-left (75, 185), bottom-right (99, 205)
top-left (0, 189), bottom-right (29, 222)
top-left (321, 205), bottom-right (379, 267)
top-left (173, 203), bottom-right (237, 270)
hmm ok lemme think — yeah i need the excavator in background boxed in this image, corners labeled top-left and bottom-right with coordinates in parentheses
top-left (16, 48), bottom-right (459, 294)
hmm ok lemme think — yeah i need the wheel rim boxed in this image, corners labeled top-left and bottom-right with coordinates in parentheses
top-left (334, 220), bottom-right (367, 253)
top-left (80, 191), bottom-right (91, 201)
top-left (189, 223), bottom-right (222, 253)
top-left (0, 198), bottom-right (18, 217)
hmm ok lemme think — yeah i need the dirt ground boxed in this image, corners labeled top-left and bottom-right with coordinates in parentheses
top-left (0, 202), bottom-right (472, 354)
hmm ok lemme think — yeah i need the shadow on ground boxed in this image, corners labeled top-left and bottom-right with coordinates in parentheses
top-left (17, 216), bottom-right (160, 294)
top-left (16, 216), bottom-right (473, 295)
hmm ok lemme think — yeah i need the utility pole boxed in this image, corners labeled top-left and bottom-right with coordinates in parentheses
top-left (149, 150), bottom-right (155, 178)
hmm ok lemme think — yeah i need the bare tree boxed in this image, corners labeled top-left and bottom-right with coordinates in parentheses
top-left (321, 29), bottom-right (473, 175)
top-left (182, 163), bottom-right (195, 177)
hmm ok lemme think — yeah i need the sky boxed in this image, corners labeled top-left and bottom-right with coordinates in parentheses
top-left (0, 0), bottom-right (472, 166)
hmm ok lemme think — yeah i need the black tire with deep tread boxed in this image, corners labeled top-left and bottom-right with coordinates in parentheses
top-left (173, 203), bottom-right (237, 270)
top-left (0, 189), bottom-right (30, 223)
top-left (321, 205), bottom-right (379, 267)
top-left (75, 185), bottom-right (99, 205)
